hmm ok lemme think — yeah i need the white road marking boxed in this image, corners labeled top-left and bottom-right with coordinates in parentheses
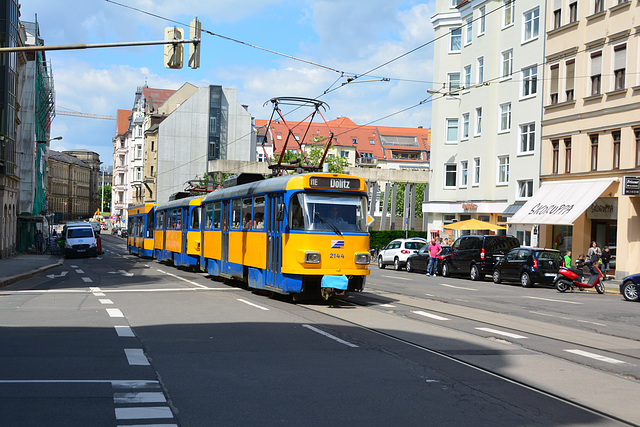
top-left (114, 406), bottom-right (173, 420)
top-left (302, 324), bottom-right (358, 348)
top-left (46, 271), bottom-right (68, 279)
top-left (90, 287), bottom-right (101, 292)
top-left (237, 299), bottom-right (269, 311)
top-left (412, 311), bottom-right (449, 321)
top-left (575, 319), bottom-right (607, 326)
top-left (114, 326), bottom-right (135, 337)
top-left (113, 392), bottom-right (166, 404)
top-left (564, 349), bottom-right (626, 364)
top-left (70, 265), bottom-right (78, 268)
top-left (124, 349), bottom-right (150, 366)
top-left (99, 299), bottom-right (113, 305)
top-left (382, 275), bottom-right (412, 281)
top-left (75, 269), bottom-right (84, 274)
top-left (107, 308), bottom-right (124, 318)
top-left (157, 269), bottom-right (208, 288)
top-left (475, 327), bottom-right (528, 339)
top-left (526, 296), bottom-right (583, 305)
top-left (377, 304), bottom-right (396, 308)
top-left (82, 277), bottom-right (93, 283)
top-left (111, 380), bottom-right (160, 389)
top-left (0, 380), bottom-right (159, 388)
top-left (2, 288), bottom-right (240, 295)
top-left (439, 283), bottom-right (478, 291)
top-left (93, 292), bottom-right (106, 296)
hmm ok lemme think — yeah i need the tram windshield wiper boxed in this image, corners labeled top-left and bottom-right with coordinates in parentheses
top-left (314, 212), bottom-right (342, 236)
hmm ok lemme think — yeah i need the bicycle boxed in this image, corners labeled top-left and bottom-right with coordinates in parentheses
top-left (45, 238), bottom-right (62, 255)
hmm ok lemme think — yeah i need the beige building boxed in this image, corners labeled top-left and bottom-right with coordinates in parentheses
top-left (47, 150), bottom-right (100, 221)
top-left (508, 0), bottom-right (640, 278)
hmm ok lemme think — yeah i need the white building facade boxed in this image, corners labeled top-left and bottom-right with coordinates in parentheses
top-left (427, 0), bottom-right (545, 245)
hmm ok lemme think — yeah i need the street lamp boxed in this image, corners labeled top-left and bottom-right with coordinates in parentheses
top-left (51, 136), bottom-right (63, 141)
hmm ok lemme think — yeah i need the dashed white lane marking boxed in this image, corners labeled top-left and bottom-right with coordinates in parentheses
top-left (99, 299), bottom-right (114, 305)
top-left (382, 275), bottom-right (412, 281)
top-left (302, 324), bottom-right (358, 348)
top-left (113, 392), bottom-right (166, 404)
top-left (412, 310), bottom-right (449, 321)
top-left (114, 406), bottom-right (173, 420)
top-left (475, 327), bottom-right (528, 339)
top-left (75, 269), bottom-right (84, 274)
top-left (526, 296), bottom-right (583, 305)
top-left (564, 349), bottom-right (626, 364)
top-left (70, 265), bottom-right (78, 268)
top-left (107, 308), bottom-right (124, 318)
top-left (124, 349), bottom-right (150, 366)
top-left (157, 269), bottom-right (208, 288)
top-left (237, 298), bottom-right (269, 310)
top-left (82, 277), bottom-right (93, 283)
top-left (439, 283), bottom-right (478, 291)
top-left (93, 292), bottom-right (106, 296)
top-left (114, 326), bottom-right (135, 337)
top-left (90, 287), bottom-right (101, 292)
top-left (530, 311), bottom-right (607, 326)
top-left (377, 304), bottom-right (396, 308)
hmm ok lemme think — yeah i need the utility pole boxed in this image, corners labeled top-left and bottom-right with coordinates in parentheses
top-left (101, 167), bottom-right (105, 215)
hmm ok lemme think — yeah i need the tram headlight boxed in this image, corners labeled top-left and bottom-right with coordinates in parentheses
top-left (304, 252), bottom-right (321, 264)
top-left (355, 253), bottom-right (370, 265)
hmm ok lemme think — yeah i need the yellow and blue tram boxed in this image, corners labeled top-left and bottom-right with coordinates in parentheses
top-left (127, 203), bottom-right (157, 257)
top-left (153, 195), bottom-right (203, 268)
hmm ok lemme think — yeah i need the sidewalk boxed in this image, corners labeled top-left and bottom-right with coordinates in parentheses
top-left (0, 253), bottom-right (64, 288)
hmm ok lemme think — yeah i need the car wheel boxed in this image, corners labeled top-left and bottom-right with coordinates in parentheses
top-left (492, 269), bottom-right (501, 284)
top-left (622, 281), bottom-right (639, 301)
top-left (521, 272), bottom-right (532, 288)
top-left (394, 257), bottom-right (400, 271)
top-left (441, 262), bottom-right (450, 277)
top-left (406, 259), bottom-right (413, 273)
top-left (378, 256), bottom-right (385, 269)
top-left (470, 264), bottom-right (480, 281)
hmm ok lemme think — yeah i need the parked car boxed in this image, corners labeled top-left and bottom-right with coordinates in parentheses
top-left (441, 235), bottom-right (520, 281)
top-left (493, 247), bottom-right (563, 287)
top-left (377, 238), bottom-right (427, 270)
top-left (406, 245), bottom-right (452, 275)
top-left (620, 273), bottom-right (640, 302)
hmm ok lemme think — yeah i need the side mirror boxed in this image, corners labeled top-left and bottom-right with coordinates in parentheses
top-left (276, 203), bottom-right (285, 221)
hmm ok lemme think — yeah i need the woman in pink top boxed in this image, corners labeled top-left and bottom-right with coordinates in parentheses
top-left (427, 238), bottom-right (442, 276)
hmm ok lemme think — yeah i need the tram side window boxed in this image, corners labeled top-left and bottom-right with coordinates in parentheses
top-left (231, 199), bottom-right (241, 229)
top-left (156, 211), bottom-right (163, 230)
top-left (191, 206), bottom-right (201, 230)
top-left (213, 202), bottom-right (221, 229)
top-left (146, 211), bottom-right (154, 237)
top-left (205, 204), bottom-right (213, 229)
top-left (242, 198), bottom-right (252, 229)
top-left (253, 196), bottom-right (265, 230)
top-left (290, 194), bottom-right (305, 231)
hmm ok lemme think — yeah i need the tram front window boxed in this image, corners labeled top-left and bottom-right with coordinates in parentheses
top-left (291, 193), bottom-right (367, 233)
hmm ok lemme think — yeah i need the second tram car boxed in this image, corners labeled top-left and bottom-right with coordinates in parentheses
top-left (154, 195), bottom-right (203, 268)
top-left (127, 203), bottom-right (157, 257)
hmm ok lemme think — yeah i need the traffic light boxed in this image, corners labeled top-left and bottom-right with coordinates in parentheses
top-left (188, 18), bottom-right (201, 69)
top-left (164, 26), bottom-right (184, 69)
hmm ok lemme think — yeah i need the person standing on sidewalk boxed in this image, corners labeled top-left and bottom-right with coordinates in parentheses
top-left (587, 241), bottom-right (601, 264)
top-left (601, 246), bottom-right (611, 280)
top-left (426, 238), bottom-right (442, 277)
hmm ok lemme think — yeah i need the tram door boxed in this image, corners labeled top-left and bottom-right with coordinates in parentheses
top-left (221, 200), bottom-right (231, 275)
top-left (266, 194), bottom-right (284, 289)
top-left (181, 207), bottom-right (189, 262)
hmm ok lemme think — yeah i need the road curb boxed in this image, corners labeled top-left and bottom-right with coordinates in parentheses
top-left (0, 257), bottom-right (64, 288)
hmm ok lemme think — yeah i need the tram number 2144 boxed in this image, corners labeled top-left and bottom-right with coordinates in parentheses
top-left (329, 253), bottom-right (345, 259)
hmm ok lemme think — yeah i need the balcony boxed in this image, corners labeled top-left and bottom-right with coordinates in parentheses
top-left (357, 157), bottom-right (378, 167)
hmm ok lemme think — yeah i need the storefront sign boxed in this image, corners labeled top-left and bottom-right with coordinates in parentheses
top-left (461, 203), bottom-right (477, 211)
top-left (587, 198), bottom-right (617, 220)
top-left (623, 176), bottom-right (640, 196)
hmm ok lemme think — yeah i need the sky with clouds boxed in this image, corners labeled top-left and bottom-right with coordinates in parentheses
top-left (19, 0), bottom-right (436, 167)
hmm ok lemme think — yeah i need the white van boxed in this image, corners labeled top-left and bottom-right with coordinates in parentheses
top-left (64, 224), bottom-right (98, 257)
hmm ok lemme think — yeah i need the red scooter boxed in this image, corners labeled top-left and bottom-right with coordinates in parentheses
top-left (554, 260), bottom-right (605, 294)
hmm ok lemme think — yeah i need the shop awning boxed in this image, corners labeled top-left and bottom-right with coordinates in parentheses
top-left (508, 178), bottom-right (616, 225)
top-left (502, 202), bottom-right (524, 217)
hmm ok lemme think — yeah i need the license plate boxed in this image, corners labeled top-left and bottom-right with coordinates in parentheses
top-left (77, 249), bottom-right (86, 253)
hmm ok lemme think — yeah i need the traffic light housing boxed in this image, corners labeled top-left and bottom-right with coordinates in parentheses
top-left (164, 26), bottom-right (184, 69)
top-left (188, 18), bottom-right (201, 69)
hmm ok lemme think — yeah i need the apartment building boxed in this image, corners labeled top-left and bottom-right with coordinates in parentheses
top-left (509, 0), bottom-right (640, 278)
top-left (47, 150), bottom-right (99, 221)
top-left (112, 109), bottom-right (132, 228)
top-left (428, 0), bottom-right (545, 244)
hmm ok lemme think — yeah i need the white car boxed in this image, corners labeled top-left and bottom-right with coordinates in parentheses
top-left (378, 238), bottom-right (427, 270)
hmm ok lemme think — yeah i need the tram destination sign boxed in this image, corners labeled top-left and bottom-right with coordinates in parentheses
top-left (623, 176), bottom-right (640, 196)
top-left (309, 176), bottom-right (360, 190)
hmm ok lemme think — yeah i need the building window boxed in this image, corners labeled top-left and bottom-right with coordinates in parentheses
top-left (523, 7), bottom-right (539, 41)
top-left (473, 157), bottom-right (480, 185)
top-left (522, 65), bottom-right (538, 97)
top-left (135, 145), bottom-right (142, 159)
top-left (565, 60), bottom-right (575, 101)
top-left (550, 64), bottom-right (559, 104)
top-left (446, 118), bottom-right (459, 143)
top-left (150, 166), bottom-right (154, 177)
top-left (151, 140), bottom-right (155, 151)
top-left (276, 134), bottom-right (282, 140)
top-left (504, 0), bottom-right (515, 26)
top-left (520, 123), bottom-right (535, 153)
top-left (564, 138), bottom-right (572, 173)
top-left (369, 139), bottom-right (375, 145)
top-left (595, 0), bottom-right (604, 13)
top-left (464, 65), bottom-right (471, 89)
top-left (501, 50), bottom-right (513, 79)
top-left (497, 156), bottom-right (510, 184)
top-left (569, 2), bottom-right (577, 23)
top-left (460, 160), bottom-right (468, 187)
top-left (552, 140), bottom-right (559, 174)
top-left (465, 18), bottom-right (473, 44)
top-left (479, 7), bottom-right (486, 35)
top-left (135, 167), bottom-right (142, 181)
top-left (477, 57), bottom-right (484, 83)
top-left (462, 113), bottom-right (470, 139)
top-left (475, 107), bottom-right (482, 135)
top-left (444, 163), bottom-right (457, 188)
top-left (450, 27), bottom-right (462, 52)
top-left (448, 72), bottom-right (461, 94)
top-left (352, 138), bottom-right (357, 144)
top-left (590, 51), bottom-right (602, 96)
top-left (499, 103), bottom-right (511, 132)
top-left (590, 134), bottom-right (598, 171)
top-left (340, 151), bottom-right (349, 158)
top-left (614, 44), bottom-right (626, 90)
top-left (518, 180), bottom-right (533, 198)
top-left (612, 130), bottom-right (620, 170)
top-left (554, 9), bottom-right (561, 29)
top-left (636, 129), bottom-right (640, 167)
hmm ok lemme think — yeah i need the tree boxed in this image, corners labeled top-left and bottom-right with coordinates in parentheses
top-left (100, 184), bottom-right (112, 213)
top-left (382, 182), bottom-right (425, 219)
top-left (269, 135), bottom-right (349, 174)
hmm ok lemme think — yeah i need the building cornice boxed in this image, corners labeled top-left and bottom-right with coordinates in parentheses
top-left (545, 46), bottom-right (578, 62)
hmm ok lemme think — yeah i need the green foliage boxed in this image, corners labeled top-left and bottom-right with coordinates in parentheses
top-left (381, 182), bottom-right (425, 219)
top-left (269, 135), bottom-right (348, 174)
top-left (100, 185), bottom-right (112, 212)
top-left (369, 230), bottom-right (429, 250)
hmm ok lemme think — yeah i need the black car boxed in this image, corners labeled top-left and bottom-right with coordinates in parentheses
top-left (620, 273), bottom-right (640, 301)
top-left (492, 247), bottom-right (563, 287)
top-left (405, 246), bottom-right (452, 275)
top-left (441, 235), bottom-right (520, 281)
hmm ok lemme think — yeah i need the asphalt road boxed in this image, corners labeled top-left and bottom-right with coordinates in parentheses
top-left (0, 234), bottom-right (637, 426)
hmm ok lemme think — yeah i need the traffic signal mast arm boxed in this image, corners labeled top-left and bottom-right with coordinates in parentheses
top-left (0, 38), bottom-right (197, 53)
